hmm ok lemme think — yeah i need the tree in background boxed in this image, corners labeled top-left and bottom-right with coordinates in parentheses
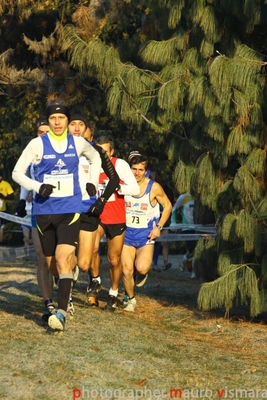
top-left (0, 2), bottom-right (127, 172)
top-left (1, 0), bottom-right (267, 316)
top-left (0, 0), bottom-right (173, 178)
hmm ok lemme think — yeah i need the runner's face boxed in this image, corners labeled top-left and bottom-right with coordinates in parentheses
top-left (131, 162), bottom-right (147, 182)
top-left (97, 143), bottom-right (113, 158)
top-left (68, 120), bottom-right (86, 137)
top-left (48, 113), bottom-right (68, 136)
top-left (37, 125), bottom-right (49, 136)
top-left (83, 127), bottom-right (93, 142)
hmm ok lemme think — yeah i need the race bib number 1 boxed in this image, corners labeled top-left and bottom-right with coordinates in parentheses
top-left (43, 174), bottom-right (74, 197)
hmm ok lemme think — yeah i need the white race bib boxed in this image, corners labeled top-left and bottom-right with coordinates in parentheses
top-left (43, 174), bottom-right (74, 197)
top-left (98, 182), bottom-right (115, 202)
top-left (126, 209), bottom-right (148, 228)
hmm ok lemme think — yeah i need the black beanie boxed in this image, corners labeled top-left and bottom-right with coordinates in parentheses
top-left (36, 116), bottom-right (49, 129)
top-left (69, 111), bottom-right (89, 128)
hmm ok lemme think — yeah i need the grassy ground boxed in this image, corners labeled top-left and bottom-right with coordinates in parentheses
top-left (0, 251), bottom-right (267, 400)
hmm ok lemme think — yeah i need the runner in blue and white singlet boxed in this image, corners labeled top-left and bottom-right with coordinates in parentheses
top-left (12, 100), bottom-right (102, 332)
top-left (121, 155), bottom-right (172, 313)
top-left (124, 180), bottom-right (160, 249)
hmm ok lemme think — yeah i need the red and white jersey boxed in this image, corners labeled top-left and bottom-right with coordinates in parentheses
top-left (98, 157), bottom-right (139, 224)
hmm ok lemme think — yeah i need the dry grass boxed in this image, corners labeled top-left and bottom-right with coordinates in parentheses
top-left (1, 252), bottom-right (267, 400)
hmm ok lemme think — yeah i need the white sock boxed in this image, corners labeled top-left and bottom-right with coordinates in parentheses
top-left (109, 288), bottom-right (118, 297)
top-left (92, 276), bottom-right (101, 284)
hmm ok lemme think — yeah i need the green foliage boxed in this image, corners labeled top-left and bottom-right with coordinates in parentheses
top-left (233, 165), bottom-right (263, 206)
top-left (209, 55), bottom-right (231, 101)
top-left (255, 199), bottom-right (267, 220)
top-left (198, 264), bottom-right (261, 317)
top-left (236, 210), bottom-right (255, 253)
top-left (244, 148), bottom-right (266, 176)
top-left (226, 126), bottom-right (252, 156)
top-left (199, 5), bottom-right (219, 43)
top-left (191, 153), bottom-right (217, 210)
top-left (168, 1), bottom-right (185, 29)
top-left (173, 160), bottom-right (195, 194)
top-left (198, 271), bottom-right (238, 312)
top-left (182, 47), bottom-right (206, 76)
top-left (204, 117), bottom-right (225, 143)
top-left (157, 75), bottom-right (184, 119)
top-left (217, 248), bottom-right (245, 276)
top-left (139, 34), bottom-right (182, 66)
top-left (221, 213), bottom-right (238, 242)
top-left (216, 180), bottom-right (241, 215)
top-left (61, 25), bottom-right (121, 87)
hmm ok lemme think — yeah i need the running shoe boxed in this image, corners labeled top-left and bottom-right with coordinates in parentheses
top-left (135, 273), bottom-right (148, 287)
top-left (123, 297), bottom-right (137, 312)
top-left (162, 262), bottom-right (172, 270)
top-left (72, 265), bottom-right (79, 286)
top-left (152, 265), bottom-right (161, 272)
top-left (41, 302), bottom-right (56, 322)
top-left (104, 295), bottom-right (118, 312)
top-left (86, 279), bottom-right (101, 307)
top-left (48, 311), bottom-right (65, 331)
top-left (122, 294), bottom-right (129, 307)
top-left (67, 300), bottom-right (74, 317)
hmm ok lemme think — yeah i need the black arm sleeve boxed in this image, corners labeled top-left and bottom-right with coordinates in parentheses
top-left (93, 144), bottom-right (120, 201)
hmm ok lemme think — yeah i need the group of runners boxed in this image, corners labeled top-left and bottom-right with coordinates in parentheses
top-left (12, 99), bottom-right (172, 332)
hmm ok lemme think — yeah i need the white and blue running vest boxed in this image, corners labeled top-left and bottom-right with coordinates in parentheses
top-left (124, 180), bottom-right (160, 246)
top-left (33, 133), bottom-right (81, 215)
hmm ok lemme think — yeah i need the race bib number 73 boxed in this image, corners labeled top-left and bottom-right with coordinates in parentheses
top-left (126, 209), bottom-right (148, 228)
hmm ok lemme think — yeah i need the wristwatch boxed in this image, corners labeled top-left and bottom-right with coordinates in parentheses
top-left (156, 224), bottom-right (163, 231)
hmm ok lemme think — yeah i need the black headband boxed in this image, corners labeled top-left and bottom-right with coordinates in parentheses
top-left (46, 104), bottom-right (70, 120)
